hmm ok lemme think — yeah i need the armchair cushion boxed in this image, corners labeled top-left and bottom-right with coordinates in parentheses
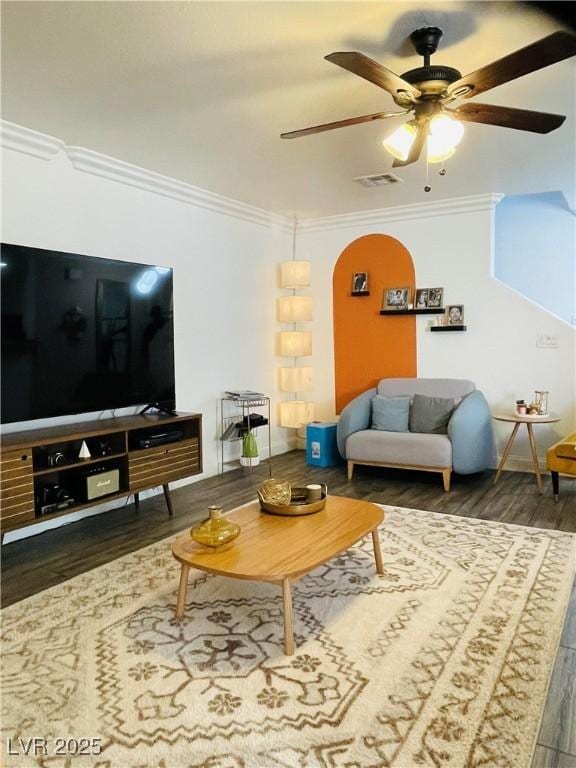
top-left (371, 395), bottom-right (411, 432)
top-left (347, 430), bottom-right (452, 468)
top-left (409, 394), bottom-right (459, 435)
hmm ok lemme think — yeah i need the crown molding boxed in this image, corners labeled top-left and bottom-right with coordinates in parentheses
top-left (297, 193), bottom-right (505, 233)
top-left (0, 120), bottom-right (65, 161)
top-left (1, 121), bottom-right (504, 231)
top-left (0, 120), bottom-right (290, 230)
top-left (65, 146), bottom-right (289, 230)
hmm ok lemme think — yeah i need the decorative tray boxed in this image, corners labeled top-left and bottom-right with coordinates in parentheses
top-left (259, 485), bottom-right (327, 517)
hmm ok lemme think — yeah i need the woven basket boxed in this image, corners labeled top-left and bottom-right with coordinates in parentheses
top-left (257, 478), bottom-right (291, 506)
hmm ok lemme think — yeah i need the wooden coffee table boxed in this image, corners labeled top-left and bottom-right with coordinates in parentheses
top-left (171, 495), bottom-right (384, 655)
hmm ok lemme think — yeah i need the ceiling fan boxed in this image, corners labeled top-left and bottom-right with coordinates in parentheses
top-left (281, 27), bottom-right (576, 168)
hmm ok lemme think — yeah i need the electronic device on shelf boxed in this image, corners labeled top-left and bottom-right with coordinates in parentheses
top-left (82, 465), bottom-right (120, 501)
top-left (47, 451), bottom-right (67, 467)
top-left (94, 439), bottom-right (113, 457)
top-left (0, 243), bottom-right (176, 425)
top-left (137, 429), bottom-right (184, 449)
top-left (36, 483), bottom-right (75, 516)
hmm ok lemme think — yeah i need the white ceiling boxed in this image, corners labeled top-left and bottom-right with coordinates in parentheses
top-left (1, 1), bottom-right (574, 216)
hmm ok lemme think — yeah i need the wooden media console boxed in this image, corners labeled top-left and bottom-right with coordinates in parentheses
top-left (0, 412), bottom-right (202, 539)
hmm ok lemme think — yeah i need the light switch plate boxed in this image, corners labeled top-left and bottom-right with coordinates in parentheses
top-left (536, 334), bottom-right (559, 348)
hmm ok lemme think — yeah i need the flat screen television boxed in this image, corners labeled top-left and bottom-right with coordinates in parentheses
top-left (1, 243), bottom-right (176, 424)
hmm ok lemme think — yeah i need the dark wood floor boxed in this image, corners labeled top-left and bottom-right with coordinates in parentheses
top-left (2, 452), bottom-right (575, 765)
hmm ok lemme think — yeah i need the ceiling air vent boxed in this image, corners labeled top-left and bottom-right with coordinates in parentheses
top-left (354, 172), bottom-right (404, 187)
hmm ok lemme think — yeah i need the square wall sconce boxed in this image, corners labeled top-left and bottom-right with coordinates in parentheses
top-left (279, 366), bottom-right (313, 392)
top-left (279, 400), bottom-right (315, 428)
top-left (277, 295), bottom-right (313, 323)
top-left (280, 261), bottom-right (311, 288)
top-left (279, 331), bottom-right (312, 357)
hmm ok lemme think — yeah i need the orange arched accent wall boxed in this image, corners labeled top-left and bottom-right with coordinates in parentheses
top-left (333, 234), bottom-right (416, 413)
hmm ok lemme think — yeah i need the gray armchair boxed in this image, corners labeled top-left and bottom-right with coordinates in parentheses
top-left (337, 378), bottom-right (494, 491)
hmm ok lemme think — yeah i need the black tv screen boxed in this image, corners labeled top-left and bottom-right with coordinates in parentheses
top-left (1, 244), bottom-right (176, 424)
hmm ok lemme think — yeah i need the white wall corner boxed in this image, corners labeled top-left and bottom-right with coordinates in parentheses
top-left (298, 193), bottom-right (505, 233)
top-left (491, 274), bottom-right (576, 329)
top-left (0, 120), bottom-right (65, 161)
top-left (64, 145), bottom-right (291, 230)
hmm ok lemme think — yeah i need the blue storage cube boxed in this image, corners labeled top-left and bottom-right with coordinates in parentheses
top-left (306, 422), bottom-right (340, 467)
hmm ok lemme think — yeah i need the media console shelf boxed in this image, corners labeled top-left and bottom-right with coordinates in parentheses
top-left (0, 412), bottom-right (202, 540)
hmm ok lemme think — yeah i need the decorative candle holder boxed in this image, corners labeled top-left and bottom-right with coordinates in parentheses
top-left (533, 390), bottom-right (549, 416)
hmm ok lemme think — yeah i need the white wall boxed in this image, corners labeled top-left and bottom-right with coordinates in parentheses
top-left (298, 196), bottom-right (575, 471)
top-left (1, 139), bottom-right (294, 540)
top-left (495, 192), bottom-right (575, 325)
top-left (2, 129), bottom-right (574, 546)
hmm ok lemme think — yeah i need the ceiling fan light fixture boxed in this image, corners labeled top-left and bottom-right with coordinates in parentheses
top-left (284, 30), bottom-right (576, 171)
top-left (427, 141), bottom-right (455, 163)
top-left (427, 114), bottom-right (464, 163)
top-left (382, 121), bottom-right (418, 161)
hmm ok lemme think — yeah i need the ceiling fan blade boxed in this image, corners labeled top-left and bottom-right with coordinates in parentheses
top-left (280, 110), bottom-right (405, 139)
top-left (392, 126), bottom-right (426, 167)
top-left (451, 103), bottom-right (566, 133)
top-left (447, 31), bottom-right (576, 100)
top-left (325, 52), bottom-right (421, 103)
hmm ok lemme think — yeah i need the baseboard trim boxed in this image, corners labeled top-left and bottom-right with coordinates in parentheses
top-left (494, 454), bottom-right (546, 474)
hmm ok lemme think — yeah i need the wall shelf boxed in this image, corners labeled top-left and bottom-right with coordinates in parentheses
top-left (351, 291), bottom-right (370, 297)
top-left (379, 308), bottom-right (445, 316)
top-left (430, 325), bottom-right (467, 332)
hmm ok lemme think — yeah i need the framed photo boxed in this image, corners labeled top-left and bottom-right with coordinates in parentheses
top-left (427, 287), bottom-right (444, 308)
top-left (384, 287), bottom-right (410, 310)
top-left (415, 288), bottom-right (429, 308)
top-left (446, 304), bottom-right (464, 325)
top-left (352, 272), bottom-right (368, 294)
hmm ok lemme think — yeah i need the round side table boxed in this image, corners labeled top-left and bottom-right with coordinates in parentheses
top-left (492, 414), bottom-right (560, 494)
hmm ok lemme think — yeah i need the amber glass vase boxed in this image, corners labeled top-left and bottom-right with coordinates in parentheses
top-left (191, 505), bottom-right (241, 549)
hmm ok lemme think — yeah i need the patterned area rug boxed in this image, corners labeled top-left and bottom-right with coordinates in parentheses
top-left (2, 506), bottom-right (575, 768)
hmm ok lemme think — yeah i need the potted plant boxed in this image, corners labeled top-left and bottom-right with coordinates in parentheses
top-left (240, 429), bottom-right (260, 467)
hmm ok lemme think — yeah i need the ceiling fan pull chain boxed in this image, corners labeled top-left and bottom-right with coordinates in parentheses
top-left (424, 148), bottom-right (431, 193)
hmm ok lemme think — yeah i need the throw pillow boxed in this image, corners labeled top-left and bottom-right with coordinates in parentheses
top-left (409, 394), bottom-right (459, 434)
top-left (371, 395), bottom-right (411, 432)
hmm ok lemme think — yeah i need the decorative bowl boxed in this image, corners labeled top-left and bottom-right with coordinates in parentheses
top-left (259, 484), bottom-right (328, 517)
top-left (257, 478), bottom-right (291, 505)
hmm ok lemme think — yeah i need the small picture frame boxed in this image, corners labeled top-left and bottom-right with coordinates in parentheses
top-left (415, 288), bottom-right (429, 308)
top-left (352, 272), bottom-right (368, 294)
top-left (384, 287), bottom-right (411, 310)
top-left (427, 288), bottom-right (444, 308)
top-left (446, 304), bottom-right (465, 325)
